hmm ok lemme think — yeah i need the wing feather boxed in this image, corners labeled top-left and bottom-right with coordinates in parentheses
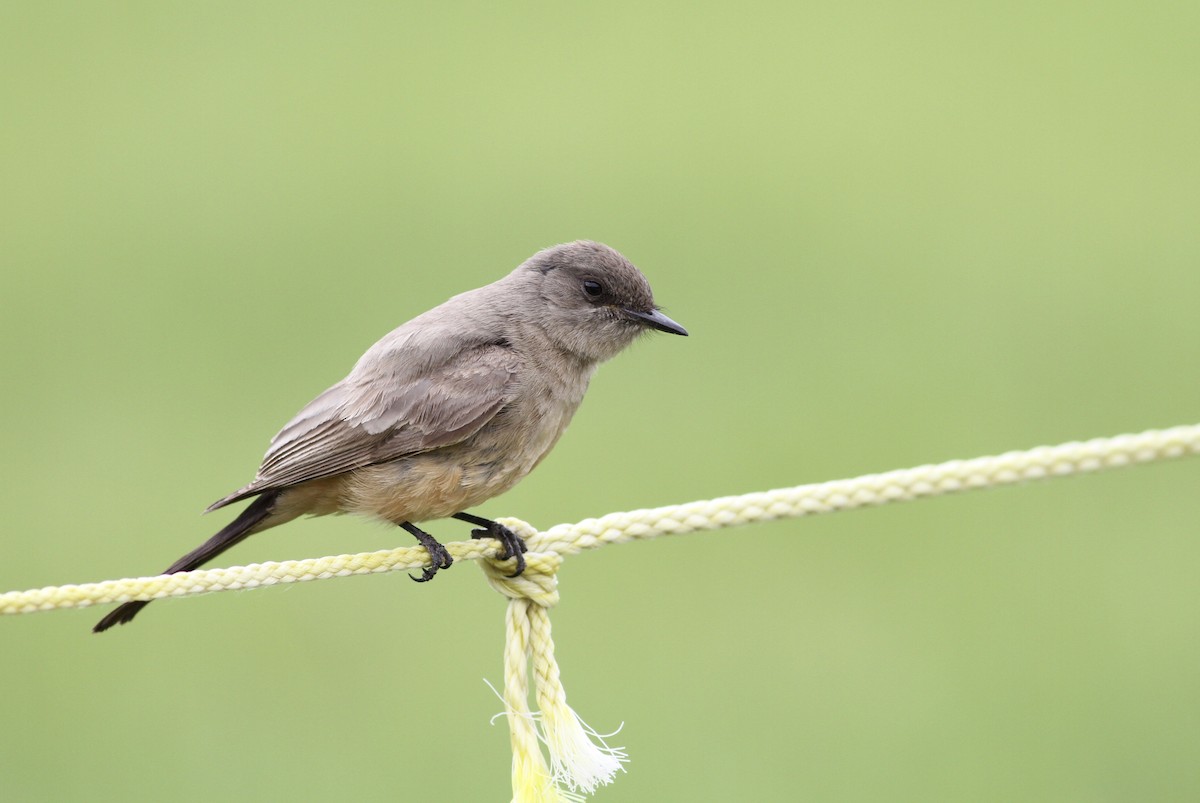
top-left (208, 343), bottom-right (519, 510)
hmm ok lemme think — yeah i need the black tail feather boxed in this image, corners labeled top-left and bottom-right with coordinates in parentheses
top-left (93, 491), bottom-right (280, 633)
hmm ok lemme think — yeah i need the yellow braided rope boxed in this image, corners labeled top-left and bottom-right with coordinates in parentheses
top-left (482, 523), bottom-right (627, 800)
top-left (6, 423), bottom-right (1196, 616)
top-left (4, 423), bottom-right (1199, 802)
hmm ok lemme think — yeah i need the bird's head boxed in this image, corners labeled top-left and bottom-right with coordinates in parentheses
top-left (517, 240), bottom-right (687, 363)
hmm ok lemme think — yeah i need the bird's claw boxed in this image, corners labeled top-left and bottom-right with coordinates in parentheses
top-left (408, 540), bottom-right (453, 583)
top-left (471, 523), bottom-right (528, 577)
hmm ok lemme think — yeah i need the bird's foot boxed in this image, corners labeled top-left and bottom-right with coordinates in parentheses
top-left (470, 521), bottom-right (528, 578)
top-left (410, 540), bottom-right (452, 582)
top-left (451, 513), bottom-right (528, 577)
top-left (401, 522), bottom-right (454, 582)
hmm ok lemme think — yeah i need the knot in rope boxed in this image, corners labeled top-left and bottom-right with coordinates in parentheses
top-left (482, 517), bottom-right (625, 801)
top-left (480, 518), bottom-right (561, 608)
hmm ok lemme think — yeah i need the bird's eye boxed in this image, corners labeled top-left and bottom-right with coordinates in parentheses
top-left (582, 280), bottom-right (604, 298)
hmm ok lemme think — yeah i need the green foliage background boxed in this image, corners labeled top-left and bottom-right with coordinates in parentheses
top-left (3, 3), bottom-right (1199, 800)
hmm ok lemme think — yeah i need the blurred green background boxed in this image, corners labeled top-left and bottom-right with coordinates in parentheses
top-left (3, 2), bottom-right (1199, 801)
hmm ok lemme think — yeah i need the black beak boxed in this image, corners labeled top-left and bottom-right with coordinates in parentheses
top-left (624, 307), bottom-right (688, 336)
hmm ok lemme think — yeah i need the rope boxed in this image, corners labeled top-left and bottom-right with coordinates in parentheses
top-left (4, 423), bottom-right (1199, 801)
top-left (8, 423), bottom-right (1196, 616)
top-left (481, 520), bottom-right (626, 800)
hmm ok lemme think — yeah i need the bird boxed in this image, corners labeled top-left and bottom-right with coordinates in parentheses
top-left (93, 240), bottom-right (687, 631)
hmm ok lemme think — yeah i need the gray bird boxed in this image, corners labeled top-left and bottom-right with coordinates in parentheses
top-left (94, 241), bottom-right (686, 631)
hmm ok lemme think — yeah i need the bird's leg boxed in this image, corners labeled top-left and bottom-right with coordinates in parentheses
top-left (400, 521), bottom-right (453, 582)
top-left (453, 512), bottom-right (528, 578)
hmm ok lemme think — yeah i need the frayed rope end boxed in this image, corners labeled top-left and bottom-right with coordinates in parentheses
top-left (487, 679), bottom-right (627, 799)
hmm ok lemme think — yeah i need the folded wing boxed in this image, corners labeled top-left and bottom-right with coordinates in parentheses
top-left (208, 343), bottom-right (520, 511)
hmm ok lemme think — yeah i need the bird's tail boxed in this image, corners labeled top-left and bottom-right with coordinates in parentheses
top-left (93, 490), bottom-right (280, 633)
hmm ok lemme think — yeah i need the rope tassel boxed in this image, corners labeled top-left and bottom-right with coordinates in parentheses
top-left (483, 520), bottom-right (627, 802)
